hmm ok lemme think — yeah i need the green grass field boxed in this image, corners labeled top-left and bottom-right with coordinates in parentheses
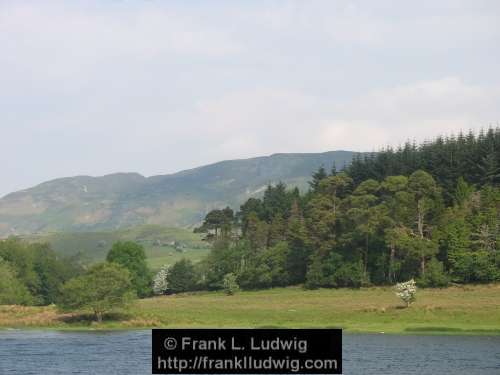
top-left (2, 285), bottom-right (499, 334)
top-left (21, 225), bottom-right (210, 270)
top-left (144, 246), bottom-right (210, 270)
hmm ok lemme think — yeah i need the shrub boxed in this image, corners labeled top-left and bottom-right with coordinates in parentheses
top-left (223, 273), bottom-right (240, 295)
top-left (304, 256), bottom-right (326, 289)
top-left (333, 262), bottom-right (365, 288)
top-left (449, 251), bottom-right (498, 283)
top-left (395, 279), bottom-right (417, 307)
top-left (166, 259), bottom-right (198, 293)
top-left (471, 251), bottom-right (498, 282)
top-left (152, 265), bottom-right (170, 295)
top-left (417, 258), bottom-right (449, 287)
top-left (305, 254), bottom-right (364, 289)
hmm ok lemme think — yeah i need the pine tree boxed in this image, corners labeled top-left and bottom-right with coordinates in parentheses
top-left (309, 166), bottom-right (327, 191)
top-left (286, 201), bottom-right (310, 284)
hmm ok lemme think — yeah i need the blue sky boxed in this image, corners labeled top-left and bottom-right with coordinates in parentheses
top-left (1, 0), bottom-right (499, 196)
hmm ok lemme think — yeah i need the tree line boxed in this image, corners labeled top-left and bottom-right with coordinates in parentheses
top-left (347, 127), bottom-right (500, 202)
top-left (0, 239), bottom-right (152, 322)
top-left (184, 128), bottom-right (499, 291)
top-left (0, 239), bottom-right (82, 305)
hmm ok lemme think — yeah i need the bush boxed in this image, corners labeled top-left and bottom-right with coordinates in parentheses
top-left (305, 253), bottom-right (364, 289)
top-left (223, 273), bottom-right (240, 295)
top-left (395, 279), bottom-right (417, 307)
top-left (417, 258), bottom-right (449, 287)
top-left (304, 256), bottom-right (327, 289)
top-left (449, 251), bottom-right (498, 283)
top-left (153, 265), bottom-right (170, 295)
top-left (166, 259), bottom-right (198, 293)
top-left (202, 241), bottom-right (247, 290)
top-left (333, 262), bottom-right (365, 288)
top-left (237, 264), bottom-right (271, 290)
top-left (471, 251), bottom-right (498, 282)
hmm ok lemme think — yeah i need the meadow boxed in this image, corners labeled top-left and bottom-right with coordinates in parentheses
top-left (21, 225), bottom-right (210, 271)
top-left (1, 284), bottom-right (499, 334)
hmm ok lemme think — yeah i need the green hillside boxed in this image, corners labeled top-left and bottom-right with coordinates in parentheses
top-left (21, 225), bottom-right (210, 271)
top-left (0, 151), bottom-right (355, 236)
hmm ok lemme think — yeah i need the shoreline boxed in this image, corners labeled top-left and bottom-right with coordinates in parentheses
top-left (1, 285), bottom-right (499, 336)
top-left (1, 326), bottom-right (499, 336)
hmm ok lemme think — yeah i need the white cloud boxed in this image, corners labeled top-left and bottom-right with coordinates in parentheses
top-left (189, 77), bottom-right (500, 155)
top-left (0, 1), bottom-right (499, 196)
top-left (318, 77), bottom-right (500, 150)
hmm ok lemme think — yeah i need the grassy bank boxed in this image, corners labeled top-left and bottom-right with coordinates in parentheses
top-left (1, 285), bottom-right (499, 334)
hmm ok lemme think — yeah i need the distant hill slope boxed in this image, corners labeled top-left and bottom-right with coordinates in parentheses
top-left (20, 225), bottom-right (210, 271)
top-left (0, 151), bottom-right (355, 236)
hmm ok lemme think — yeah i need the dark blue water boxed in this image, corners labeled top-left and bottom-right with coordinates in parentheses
top-left (0, 330), bottom-right (499, 374)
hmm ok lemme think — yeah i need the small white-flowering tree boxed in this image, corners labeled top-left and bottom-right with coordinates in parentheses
top-left (395, 279), bottom-right (417, 307)
top-left (153, 265), bottom-right (170, 295)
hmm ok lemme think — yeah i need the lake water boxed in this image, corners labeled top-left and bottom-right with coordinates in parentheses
top-left (0, 330), bottom-right (499, 374)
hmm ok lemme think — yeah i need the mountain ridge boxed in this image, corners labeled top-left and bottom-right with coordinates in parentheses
top-left (0, 150), bottom-right (357, 236)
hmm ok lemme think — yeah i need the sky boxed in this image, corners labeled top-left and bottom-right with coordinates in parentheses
top-left (1, 0), bottom-right (499, 197)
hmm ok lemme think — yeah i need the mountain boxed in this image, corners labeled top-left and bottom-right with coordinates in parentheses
top-left (0, 150), bottom-right (355, 236)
